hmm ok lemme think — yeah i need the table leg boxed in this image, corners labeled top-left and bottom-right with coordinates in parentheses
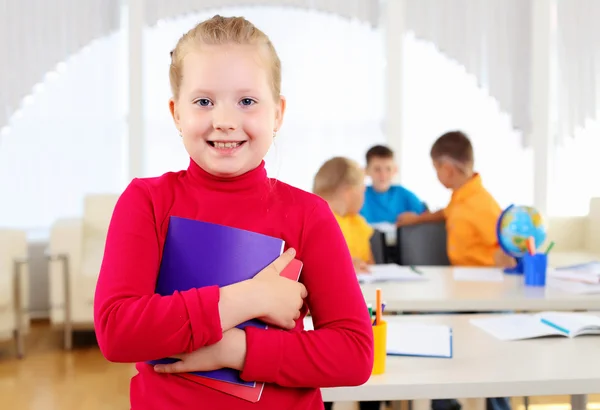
top-left (571, 395), bottom-right (587, 410)
top-left (46, 253), bottom-right (72, 350)
top-left (61, 255), bottom-right (73, 350)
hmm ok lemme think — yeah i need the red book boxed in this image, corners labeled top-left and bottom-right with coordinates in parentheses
top-left (179, 258), bottom-right (304, 402)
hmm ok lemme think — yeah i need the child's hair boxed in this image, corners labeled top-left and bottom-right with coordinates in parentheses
top-left (365, 145), bottom-right (394, 165)
top-left (430, 131), bottom-right (474, 168)
top-left (169, 15), bottom-right (281, 100)
top-left (313, 157), bottom-right (364, 199)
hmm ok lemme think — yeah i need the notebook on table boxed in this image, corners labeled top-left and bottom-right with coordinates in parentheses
top-left (386, 322), bottom-right (453, 358)
top-left (148, 216), bottom-right (302, 401)
top-left (470, 312), bottom-right (600, 340)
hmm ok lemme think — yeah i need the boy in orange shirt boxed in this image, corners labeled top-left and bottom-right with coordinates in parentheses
top-left (397, 130), bottom-right (514, 269)
top-left (398, 131), bottom-right (513, 410)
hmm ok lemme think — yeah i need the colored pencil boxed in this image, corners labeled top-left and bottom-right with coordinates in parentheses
top-left (375, 288), bottom-right (382, 326)
top-left (545, 241), bottom-right (555, 254)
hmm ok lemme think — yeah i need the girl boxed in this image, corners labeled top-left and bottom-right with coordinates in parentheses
top-left (93, 15), bottom-right (374, 410)
top-left (313, 157), bottom-right (375, 274)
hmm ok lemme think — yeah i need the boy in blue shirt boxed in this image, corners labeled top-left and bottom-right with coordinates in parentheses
top-left (360, 145), bottom-right (426, 224)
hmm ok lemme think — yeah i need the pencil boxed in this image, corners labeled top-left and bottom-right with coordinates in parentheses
top-left (527, 236), bottom-right (535, 255)
top-left (375, 288), bottom-right (382, 326)
top-left (545, 241), bottom-right (555, 254)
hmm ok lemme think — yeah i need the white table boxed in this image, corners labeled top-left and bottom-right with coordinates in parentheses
top-left (360, 266), bottom-right (600, 312)
top-left (321, 314), bottom-right (598, 410)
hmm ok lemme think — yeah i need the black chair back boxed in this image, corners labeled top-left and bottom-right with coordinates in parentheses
top-left (396, 222), bottom-right (450, 266)
top-left (369, 230), bottom-right (387, 264)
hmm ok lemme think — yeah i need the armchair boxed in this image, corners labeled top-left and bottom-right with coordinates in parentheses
top-left (47, 194), bottom-right (118, 349)
top-left (0, 229), bottom-right (30, 358)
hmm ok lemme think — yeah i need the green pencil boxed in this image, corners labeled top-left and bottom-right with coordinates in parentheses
top-left (409, 265), bottom-right (423, 275)
top-left (545, 241), bottom-right (555, 254)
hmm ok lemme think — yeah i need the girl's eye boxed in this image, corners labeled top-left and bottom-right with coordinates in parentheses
top-left (196, 98), bottom-right (212, 107)
top-left (240, 98), bottom-right (256, 106)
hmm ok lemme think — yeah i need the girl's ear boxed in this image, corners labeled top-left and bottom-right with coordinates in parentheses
top-left (169, 98), bottom-right (181, 131)
top-left (274, 95), bottom-right (286, 131)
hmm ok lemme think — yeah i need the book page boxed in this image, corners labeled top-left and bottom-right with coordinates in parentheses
top-left (387, 323), bottom-right (452, 358)
top-left (357, 264), bottom-right (427, 283)
top-left (452, 267), bottom-right (504, 282)
top-left (470, 314), bottom-right (564, 341)
top-left (537, 312), bottom-right (600, 337)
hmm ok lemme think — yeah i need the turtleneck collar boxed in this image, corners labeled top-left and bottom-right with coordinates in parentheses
top-left (186, 158), bottom-right (269, 192)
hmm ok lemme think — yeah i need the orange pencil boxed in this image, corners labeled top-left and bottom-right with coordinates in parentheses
top-left (375, 288), bottom-right (382, 326)
top-left (527, 236), bottom-right (536, 255)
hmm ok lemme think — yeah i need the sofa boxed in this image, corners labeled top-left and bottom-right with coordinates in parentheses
top-left (0, 229), bottom-right (30, 357)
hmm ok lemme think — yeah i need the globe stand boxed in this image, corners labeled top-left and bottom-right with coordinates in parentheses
top-left (503, 257), bottom-right (524, 275)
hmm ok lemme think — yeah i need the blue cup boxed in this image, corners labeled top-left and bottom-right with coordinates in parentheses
top-left (522, 253), bottom-right (548, 286)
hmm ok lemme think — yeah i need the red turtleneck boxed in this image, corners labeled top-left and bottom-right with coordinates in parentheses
top-left (93, 159), bottom-right (374, 409)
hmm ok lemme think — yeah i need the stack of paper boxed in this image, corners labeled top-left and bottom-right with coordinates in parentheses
top-left (357, 264), bottom-right (427, 283)
top-left (549, 262), bottom-right (600, 284)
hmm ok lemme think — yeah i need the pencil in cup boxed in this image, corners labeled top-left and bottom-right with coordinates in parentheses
top-left (371, 320), bottom-right (387, 375)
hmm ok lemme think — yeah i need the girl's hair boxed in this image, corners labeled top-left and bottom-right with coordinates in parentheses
top-left (169, 15), bottom-right (282, 100)
top-left (313, 157), bottom-right (364, 199)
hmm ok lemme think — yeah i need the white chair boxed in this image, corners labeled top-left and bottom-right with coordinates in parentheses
top-left (47, 194), bottom-right (118, 349)
top-left (0, 229), bottom-right (30, 358)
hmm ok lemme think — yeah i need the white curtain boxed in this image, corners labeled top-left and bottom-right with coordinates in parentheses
top-left (143, 0), bottom-right (380, 28)
top-left (556, 0), bottom-right (600, 142)
top-left (0, 0), bottom-right (121, 134)
top-left (0, 32), bottom-right (127, 234)
top-left (143, 7), bottom-right (386, 192)
top-left (403, 0), bottom-right (533, 144)
top-left (400, 33), bottom-right (533, 212)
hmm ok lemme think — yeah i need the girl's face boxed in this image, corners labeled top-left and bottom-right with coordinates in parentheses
top-left (170, 44), bottom-right (285, 177)
top-left (345, 181), bottom-right (366, 214)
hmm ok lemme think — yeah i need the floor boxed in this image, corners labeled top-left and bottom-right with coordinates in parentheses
top-left (0, 322), bottom-right (597, 410)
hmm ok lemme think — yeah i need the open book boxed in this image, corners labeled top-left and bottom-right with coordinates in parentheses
top-left (470, 312), bottom-right (600, 340)
top-left (357, 264), bottom-right (427, 283)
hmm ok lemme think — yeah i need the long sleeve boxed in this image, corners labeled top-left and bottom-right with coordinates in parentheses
top-left (240, 199), bottom-right (374, 387)
top-left (93, 179), bottom-right (223, 363)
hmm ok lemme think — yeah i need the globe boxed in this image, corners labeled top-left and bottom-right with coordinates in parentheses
top-left (496, 204), bottom-right (547, 259)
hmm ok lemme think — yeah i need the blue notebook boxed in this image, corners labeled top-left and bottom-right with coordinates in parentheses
top-left (148, 216), bottom-right (286, 387)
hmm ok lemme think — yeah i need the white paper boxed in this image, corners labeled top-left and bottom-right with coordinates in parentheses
top-left (357, 264), bottom-right (427, 283)
top-left (387, 323), bottom-right (452, 358)
top-left (548, 269), bottom-right (600, 284)
top-left (547, 278), bottom-right (600, 294)
top-left (452, 267), bottom-right (504, 282)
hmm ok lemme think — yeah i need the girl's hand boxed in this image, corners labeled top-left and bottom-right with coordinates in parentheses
top-left (353, 258), bottom-right (370, 273)
top-left (253, 248), bottom-right (308, 330)
top-left (153, 328), bottom-right (247, 373)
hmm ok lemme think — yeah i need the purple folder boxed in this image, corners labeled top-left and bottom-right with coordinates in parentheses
top-left (147, 216), bottom-right (285, 387)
